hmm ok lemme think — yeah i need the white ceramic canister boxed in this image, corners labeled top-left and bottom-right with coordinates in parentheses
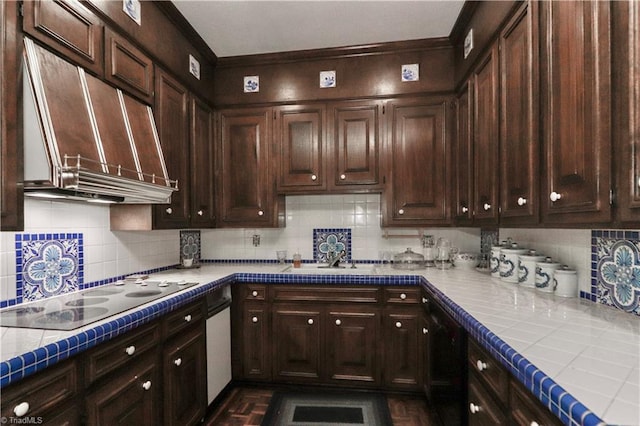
top-left (518, 251), bottom-right (546, 288)
top-left (490, 242), bottom-right (507, 278)
top-left (500, 244), bottom-right (528, 283)
top-left (535, 257), bottom-right (562, 293)
top-left (554, 267), bottom-right (578, 297)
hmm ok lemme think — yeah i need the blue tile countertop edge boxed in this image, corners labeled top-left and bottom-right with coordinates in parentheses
top-left (0, 268), bottom-right (606, 426)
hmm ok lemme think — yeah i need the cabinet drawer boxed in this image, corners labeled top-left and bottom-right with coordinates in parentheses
top-left (468, 339), bottom-right (509, 406)
top-left (272, 285), bottom-right (379, 304)
top-left (163, 300), bottom-right (205, 338)
top-left (85, 322), bottom-right (160, 385)
top-left (242, 284), bottom-right (268, 301)
top-left (1, 359), bottom-right (77, 419)
top-left (384, 287), bottom-right (421, 304)
top-left (468, 371), bottom-right (508, 425)
top-left (510, 379), bottom-right (562, 426)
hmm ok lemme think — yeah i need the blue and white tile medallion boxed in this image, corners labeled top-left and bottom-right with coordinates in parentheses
top-left (313, 228), bottom-right (351, 263)
top-left (593, 230), bottom-right (640, 315)
top-left (180, 230), bottom-right (201, 266)
top-left (480, 228), bottom-right (498, 256)
top-left (16, 233), bottom-right (83, 302)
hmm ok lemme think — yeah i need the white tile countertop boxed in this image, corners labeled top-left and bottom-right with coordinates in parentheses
top-left (1, 263), bottom-right (638, 425)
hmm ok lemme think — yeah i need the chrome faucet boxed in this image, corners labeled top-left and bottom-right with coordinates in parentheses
top-left (325, 250), bottom-right (346, 268)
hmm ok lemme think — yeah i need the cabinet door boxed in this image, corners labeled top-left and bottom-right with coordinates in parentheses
top-left (163, 326), bottom-right (207, 426)
top-left (85, 352), bottom-right (160, 426)
top-left (383, 98), bottom-right (451, 226)
top-left (104, 28), bottom-right (153, 104)
top-left (240, 304), bottom-right (271, 380)
top-left (1, 0), bottom-right (23, 231)
top-left (22, 0), bottom-right (104, 76)
top-left (218, 108), bottom-right (281, 227)
top-left (472, 44), bottom-right (500, 225)
top-left (383, 309), bottom-right (421, 390)
top-left (454, 82), bottom-right (473, 224)
top-left (540, 1), bottom-right (612, 224)
top-left (499, 2), bottom-right (539, 225)
top-left (272, 306), bottom-right (321, 381)
top-left (190, 97), bottom-right (216, 227)
top-left (468, 372), bottom-right (508, 425)
top-left (153, 68), bottom-right (190, 229)
top-left (326, 308), bottom-right (379, 386)
top-left (329, 101), bottom-right (382, 189)
top-left (276, 104), bottom-right (325, 192)
top-left (614, 1), bottom-right (640, 225)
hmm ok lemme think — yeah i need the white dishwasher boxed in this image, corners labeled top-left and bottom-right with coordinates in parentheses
top-left (205, 286), bottom-right (232, 405)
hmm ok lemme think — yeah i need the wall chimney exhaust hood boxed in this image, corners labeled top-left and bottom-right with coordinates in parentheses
top-left (23, 38), bottom-right (177, 204)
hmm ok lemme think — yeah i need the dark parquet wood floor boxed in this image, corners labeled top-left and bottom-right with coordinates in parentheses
top-left (205, 386), bottom-right (436, 426)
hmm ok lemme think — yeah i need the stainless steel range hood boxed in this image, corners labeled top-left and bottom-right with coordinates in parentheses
top-left (23, 38), bottom-right (178, 204)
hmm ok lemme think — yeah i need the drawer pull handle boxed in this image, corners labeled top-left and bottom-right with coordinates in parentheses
top-left (461, 205), bottom-right (468, 213)
top-left (340, 174), bottom-right (346, 180)
top-left (258, 210), bottom-right (264, 216)
top-left (197, 210), bottom-right (204, 216)
top-left (308, 318), bottom-right (314, 325)
top-left (252, 290), bottom-right (259, 297)
top-left (165, 207), bottom-right (173, 214)
top-left (422, 297), bottom-right (428, 304)
top-left (311, 174), bottom-right (317, 181)
top-left (469, 403), bottom-right (481, 414)
top-left (476, 360), bottom-right (488, 372)
top-left (335, 319), bottom-right (342, 326)
top-left (174, 358), bottom-right (182, 367)
top-left (483, 203), bottom-right (491, 211)
top-left (125, 345), bottom-right (136, 356)
top-left (530, 422), bottom-right (540, 426)
top-left (550, 191), bottom-right (562, 202)
top-left (142, 380), bottom-right (152, 391)
top-left (184, 314), bottom-right (192, 322)
top-left (252, 316), bottom-right (258, 323)
top-left (517, 197), bottom-right (527, 206)
top-left (13, 402), bottom-right (29, 417)
top-left (423, 327), bottom-right (429, 334)
top-left (398, 209), bottom-right (405, 215)
top-left (395, 321), bottom-right (402, 328)
top-left (400, 293), bottom-right (407, 300)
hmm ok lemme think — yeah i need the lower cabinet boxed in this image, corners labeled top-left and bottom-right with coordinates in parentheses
top-left (383, 308), bottom-right (422, 389)
top-left (272, 306), bottom-right (322, 381)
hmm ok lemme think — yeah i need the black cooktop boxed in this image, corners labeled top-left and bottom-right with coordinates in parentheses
top-left (0, 280), bottom-right (197, 330)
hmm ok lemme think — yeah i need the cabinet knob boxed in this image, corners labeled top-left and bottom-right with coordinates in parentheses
top-left (307, 318), bottom-right (314, 325)
top-left (340, 174), bottom-right (346, 180)
top-left (550, 191), bottom-right (562, 202)
top-left (142, 380), bottom-right (152, 391)
top-left (174, 358), bottom-right (182, 367)
top-left (184, 314), bottom-right (192, 322)
top-left (400, 293), bottom-right (407, 300)
top-left (423, 327), bottom-right (429, 334)
top-left (197, 210), bottom-right (204, 216)
top-left (469, 403), bottom-right (481, 414)
top-left (422, 297), bottom-right (428, 304)
top-left (476, 359), bottom-right (488, 372)
top-left (252, 290), bottom-right (258, 297)
top-left (517, 197), bottom-right (527, 206)
top-left (165, 207), bottom-right (173, 214)
top-left (125, 345), bottom-right (136, 356)
top-left (461, 206), bottom-right (469, 213)
top-left (258, 210), bottom-right (264, 216)
top-left (530, 422), bottom-right (540, 426)
top-left (395, 321), bottom-right (402, 328)
top-left (13, 402), bottom-right (29, 417)
top-left (483, 203), bottom-right (491, 211)
top-left (252, 316), bottom-right (258, 323)
top-left (335, 319), bottom-right (342, 326)
top-left (311, 174), bottom-right (317, 181)
top-left (398, 209), bottom-right (405, 215)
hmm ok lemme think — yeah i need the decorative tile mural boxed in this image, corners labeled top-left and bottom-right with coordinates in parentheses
top-left (180, 230), bottom-right (201, 266)
top-left (592, 230), bottom-right (640, 315)
top-left (16, 233), bottom-right (83, 302)
top-left (313, 228), bottom-right (351, 263)
top-left (480, 228), bottom-right (499, 256)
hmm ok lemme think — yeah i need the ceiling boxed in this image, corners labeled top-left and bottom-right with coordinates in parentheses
top-left (171, 1), bottom-right (465, 58)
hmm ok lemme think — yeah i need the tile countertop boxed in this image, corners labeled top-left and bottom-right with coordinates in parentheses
top-left (1, 264), bottom-right (638, 426)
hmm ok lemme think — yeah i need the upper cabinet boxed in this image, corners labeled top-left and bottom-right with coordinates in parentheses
top-left (453, 82), bottom-right (473, 225)
top-left (383, 97), bottom-right (451, 227)
top-left (499, 1), bottom-right (539, 226)
top-left (539, 0), bottom-right (612, 224)
top-left (22, 0), bottom-right (104, 76)
top-left (217, 107), bottom-right (284, 228)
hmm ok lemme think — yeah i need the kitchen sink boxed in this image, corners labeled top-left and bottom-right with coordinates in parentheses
top-left (280, 264), bottom-right (378, 275)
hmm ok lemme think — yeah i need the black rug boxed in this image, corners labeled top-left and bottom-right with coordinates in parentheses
top-left (261, 390), bottom-right (392, 426)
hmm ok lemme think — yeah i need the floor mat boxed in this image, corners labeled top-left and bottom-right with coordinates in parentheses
top-left (261, 390), bottom-right (392, 426)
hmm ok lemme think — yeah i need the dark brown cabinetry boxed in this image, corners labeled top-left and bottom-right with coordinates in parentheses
top-left (104, 28), bottom-right (153, 104)
top-left (22, 0), bottom-right (104, 76)
top-left (471, 44), bottom-right (500, 225)
top-left (539, 0), bottom-right (612, 224)
top-left (272, 306), bottom-right (322, 381)
top-left (218, 108), bottom-right (284, 227)
top-left (1, 0), bottom-right (23, 231)
top-left (383, 309), bottom-right (421, 389)
top-left (153, 68), bottom-right (215, 229)
top-left (383, 97), bottom-right (451, 226)
top-left (499, 1), bottom-right (539, 225)
top-left (454, 82), bottom-right (473, 224)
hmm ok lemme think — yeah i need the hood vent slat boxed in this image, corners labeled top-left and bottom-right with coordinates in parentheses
top-left (23, 37), bottom-right (177, 204)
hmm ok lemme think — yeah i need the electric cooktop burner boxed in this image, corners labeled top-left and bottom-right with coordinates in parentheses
top-left (0, 280), bottom-right (198, 330)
